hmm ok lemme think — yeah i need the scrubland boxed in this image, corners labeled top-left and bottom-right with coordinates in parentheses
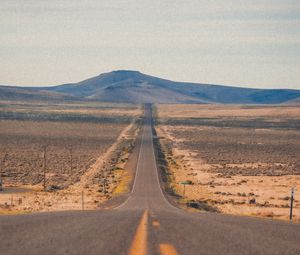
top-left (0, 100), bottom-right (142, 213)
top-left (156, 104), bottom-right (300, 221)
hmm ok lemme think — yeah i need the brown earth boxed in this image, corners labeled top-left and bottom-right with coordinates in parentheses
top-left (155, 104), bottom-right (300, 221)
top-left (0, 101), bottom-right (142, 213)
top-left (158, 104), bottom-right (300, 119)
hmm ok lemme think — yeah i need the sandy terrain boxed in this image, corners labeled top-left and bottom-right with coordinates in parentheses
top-left (158, 104), bottom-right (300, 119)
top-left (0, 100), bottom-right (141, 118)
top-left (0, 101), bottom-right (142, 214)
top-left (156, 104), bottom-right (300, 221)
top-left (0, 123), bottom-right (139, 213)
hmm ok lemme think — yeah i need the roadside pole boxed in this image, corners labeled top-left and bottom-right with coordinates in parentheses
top-left (290, 187), bottom-right (295, 223)
top-left (0, 157), bottom-right (3, 192)
top-left (103, 178), bottom-right (106, 195)
top-left (180, 181), bottom-right (192, 197)
top-left (69, 145), bottom-right (73, 175)
top-left (81, 191), bottom-right (84, 211)
top-left (0, 154), bottom-right (7, 192)
top-left (43, 146), bottom-right (47, 191)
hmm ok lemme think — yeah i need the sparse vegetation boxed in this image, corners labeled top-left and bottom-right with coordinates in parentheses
top-left (0, 100), bottom-right (142, 213)
top-left (155, 104), bottom-right (300, 221)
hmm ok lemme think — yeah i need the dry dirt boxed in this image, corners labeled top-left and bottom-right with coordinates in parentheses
top-left (158, 104), bottom-right (300, 119)
top-left (0, 101), bottom-right (142, 214)
top-left (156, 104), bottom-right (300, 222)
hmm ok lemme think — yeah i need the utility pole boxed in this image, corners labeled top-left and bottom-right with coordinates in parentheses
top-left (0, 156), bottom-right (3, 192)
top-left (290, 187), bottom-right (295, 223)
top-left (0, 153), bottom-right (7, 192)
top-left (69, 145), bottom-right (73, 175)
top-left (103, 178), bottom-right (106, 195)
top-left (81, 191), bottom-right (84, 211)
top-left (43, 146), bottom-right (47, 191)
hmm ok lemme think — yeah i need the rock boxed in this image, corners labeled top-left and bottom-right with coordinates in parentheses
top-left (249, 198), bottom-right (256, 204)
top-left (45, 185), bottom-right (61, 192)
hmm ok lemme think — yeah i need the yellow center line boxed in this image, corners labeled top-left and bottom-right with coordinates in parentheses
top-left (128, 210), bottom-right (148, 255)
top-left (159, 243), bottom-right (180, 255)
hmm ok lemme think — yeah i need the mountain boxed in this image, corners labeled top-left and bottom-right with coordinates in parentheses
top-left (1, 70), bottom-right (300, 104)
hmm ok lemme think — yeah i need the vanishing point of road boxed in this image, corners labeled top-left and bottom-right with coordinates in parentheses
top-left (0, 105), bottom-right (299, 255)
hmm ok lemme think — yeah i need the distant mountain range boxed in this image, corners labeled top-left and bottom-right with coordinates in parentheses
top-left (1, 70), bottom-right (300, 104)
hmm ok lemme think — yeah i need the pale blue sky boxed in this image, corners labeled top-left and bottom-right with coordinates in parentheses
top-left (0, 0), bottom-right (299, 89)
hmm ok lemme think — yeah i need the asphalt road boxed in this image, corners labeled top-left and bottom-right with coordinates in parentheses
top-left (0, 105), bottom-right (299, 255)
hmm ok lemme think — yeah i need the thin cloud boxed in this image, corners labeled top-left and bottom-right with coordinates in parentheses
top-left (0, 0), bottom-right (299, 89)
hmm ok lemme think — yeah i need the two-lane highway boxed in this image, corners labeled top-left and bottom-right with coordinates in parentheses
top-left (0, 105), bottom-right (299, 255)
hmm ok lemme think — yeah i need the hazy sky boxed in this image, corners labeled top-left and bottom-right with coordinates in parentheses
top-left (0, 0), bottom-right (299, 89)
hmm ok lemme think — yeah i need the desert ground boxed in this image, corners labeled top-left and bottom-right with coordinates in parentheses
top-left (155, 104), bottom-right (300, 221)
top-left (0, 100), bottom-right (142, 214)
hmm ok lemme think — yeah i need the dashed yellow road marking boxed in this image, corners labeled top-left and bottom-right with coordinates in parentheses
top-left (128, 210), bottom-right (148, 255)
top-left (159, 243), bottom-right (179, 255)
top-left (152, 220), bottom-right (160, 227)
